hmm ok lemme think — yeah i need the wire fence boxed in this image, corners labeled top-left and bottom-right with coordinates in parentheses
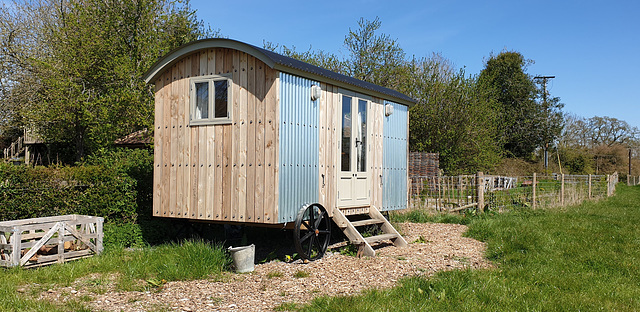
top-left (628, 176), bottom-right (640, 186)
top-left (410, 172), bottom-right (619, 213)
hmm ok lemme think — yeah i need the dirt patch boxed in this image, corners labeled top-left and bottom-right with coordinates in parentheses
top-left (39, 222), bottom-right (491, 311)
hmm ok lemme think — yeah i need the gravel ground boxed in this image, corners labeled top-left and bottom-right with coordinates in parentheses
top-left (40, 222), bottom-right (491, 311)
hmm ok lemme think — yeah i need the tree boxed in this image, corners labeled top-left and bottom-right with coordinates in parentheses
top-left (343, 17), bottom-right (406, 90)
top-left (407, 55), bottom-right (502, 174)
top-left (560, 115), bottom-right (639, 149)
top-left (478, 51), bottom-right (563, 158)
top-left (272, 17), bottom-right (504, 174)
top-left (0, 0), bottom-right (216, 161)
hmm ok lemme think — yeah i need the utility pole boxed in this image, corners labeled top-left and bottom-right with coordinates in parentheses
top-left (535, 75), bottom-right (555, 171)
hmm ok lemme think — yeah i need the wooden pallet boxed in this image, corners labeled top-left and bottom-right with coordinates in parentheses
top-left (332, 206), bottom-right (407, 257)
top-left (0, 215), bottom-right (103, 268)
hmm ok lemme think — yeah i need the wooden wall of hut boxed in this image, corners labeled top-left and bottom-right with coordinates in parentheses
top-left (152, 48), bottom-right (280, 224)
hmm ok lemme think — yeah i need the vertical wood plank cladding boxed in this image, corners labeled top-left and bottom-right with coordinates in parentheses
top-left (206, 126), bottom-right (215, 220)
top-left (183, 55), bottom-right (192, 218)
top-left (214, 125), bottom-right (223, 220)
top-left (264, 67), bottom-right (277, 223)
top-left (176, 59), bottom-right (186, 218)
top-left (254, 61), bottom-right (266, 222)
top-left (153, 74), bottom-right (164, 217)
top-left (169, 64), bottom-right (179, 217)
top-left (327, 85), bottom-right (336, 215)
top-left (318, 83), bottom-right (326, 211)
top-left (273, 73), bottom-right (280, 223)
top-left (246, 56), bottom-right (256, 222)
top-left (222, 49), bottom-right (233, 221)
top-left (162, 71), bottom-right (171, 217)
top-left (230, 51), bottom-right (240, 221)
top-left (214, 48), bottom-right (225, 221)
top-left (205, 49), bottom-right (216, 220)
top-left (372, 99), bottom-right (384, 209)
top-left (237, 52), bottom-right (248, 222)
top-left (154, 48), bottom-right (281, 224)
top-left (198, 123), bottom-right (206, 217)
top-left (190, 52), bottom-right (201, 217)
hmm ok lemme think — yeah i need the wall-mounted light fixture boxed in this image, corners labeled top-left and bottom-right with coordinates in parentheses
top-left (310, 85), bottom-right (322, 101)
top-left (385, 103), bottom-right (394, 116)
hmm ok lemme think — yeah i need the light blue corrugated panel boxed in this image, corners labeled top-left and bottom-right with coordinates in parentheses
top-left (278, 73), bottom-right (320, 223)
top-left (382, 101), bottom-right (408, 211)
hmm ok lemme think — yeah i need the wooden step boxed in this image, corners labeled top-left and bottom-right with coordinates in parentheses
top-left (364, 233), bottom-right (399, 244)
top-left (338, 207), bottom-right (369, 216)
top-left (350, 218), bottom-right (385, 227)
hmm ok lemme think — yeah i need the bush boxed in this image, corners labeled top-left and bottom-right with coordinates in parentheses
top-left (0, 163), bottom-right (137, 223)
top-left (0, 148), bottom-right (158, 248)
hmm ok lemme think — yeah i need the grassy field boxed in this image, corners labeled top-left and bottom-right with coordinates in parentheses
top-left (2, 185), bottom-right (638, 311)
top-left (301, 184), bottom-right (640, 311)
top-left (0, 240), bottom-right (229, 312)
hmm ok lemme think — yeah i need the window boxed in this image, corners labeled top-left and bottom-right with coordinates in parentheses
top-left (190, 74), bottom-right (232, 125)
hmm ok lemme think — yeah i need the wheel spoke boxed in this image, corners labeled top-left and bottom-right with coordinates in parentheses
top-left (314, 210), bottom-right (326, 228)
top-left (314, 235), bottom-right (324, 251)
top-left (300, 231), bottom-right (314, 243)
top-left (307, 236), bottom-right (315, 256)
top-left (317, 229), bottom-right (330, 235)
top-left (302, 220), bottom-right (311, 231)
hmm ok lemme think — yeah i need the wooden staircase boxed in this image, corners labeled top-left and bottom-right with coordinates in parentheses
top-left (332, 206), bottom-right (408, 257)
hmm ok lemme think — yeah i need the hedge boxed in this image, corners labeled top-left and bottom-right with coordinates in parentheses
top-left (0, 148), bottom-right (164, 247)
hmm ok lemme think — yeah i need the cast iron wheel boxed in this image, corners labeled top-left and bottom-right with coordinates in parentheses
top-left (294, 203), bottom-right (331, 261)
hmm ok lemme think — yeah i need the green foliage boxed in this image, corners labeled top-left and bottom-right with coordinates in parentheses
top-left (339, 244), bottom-right (359, 257)
top-left (391, 209), bottom-right (475, 225)
top-left (2, 0), bottom-right (215, 162)
top-left (303, 185), bottom-right (640, 311)
top-left (407, 56), bottom-right (502, 174)
top-left (343, 17), bottom-right (407, 90)
top-left (0, 148), bottom-right (161, 247)
top-left (559, 146), bottom-right (594, 174)
top-left (478, 51), bottom-right (563, 159)
top-left (0, 162), bottom-right (137, 224)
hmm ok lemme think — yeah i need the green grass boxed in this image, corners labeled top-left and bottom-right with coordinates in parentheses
top-left (303, 184), bottom-right (640, 311)
top-left (0, 240), bottom-right (230, 312)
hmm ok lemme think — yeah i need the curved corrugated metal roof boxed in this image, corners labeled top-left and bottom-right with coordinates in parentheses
top-left (143, 38), bottom-right (415, 106)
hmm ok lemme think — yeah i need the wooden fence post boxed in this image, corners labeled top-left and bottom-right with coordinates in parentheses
top-left (477, 172), bottom-right (484, 213)
top-left (589, 175), bottom-right (591, 199)
top-left (561, 174), bottom-right (565, 206)
top-left (532, 173), bottom-right (537, 209)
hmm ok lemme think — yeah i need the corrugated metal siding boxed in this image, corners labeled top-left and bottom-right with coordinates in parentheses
top-left (382, 101), bottom-right (408, 211)
top-left (278, 73), bottom-right (320, 222)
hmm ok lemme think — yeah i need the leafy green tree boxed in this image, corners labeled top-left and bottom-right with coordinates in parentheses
top-left (407, 55), bottom-right (502, 174)
top-left (1, 0), bottom-right (216, 161)
top-left (343, 17), bottom-right (406, 90)
top-left (478, 51), bottom-right (563, 158)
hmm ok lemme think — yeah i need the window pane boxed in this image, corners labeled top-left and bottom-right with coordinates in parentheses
top-left (357, 99), bottom-right (367, 172)
top-left (214, 80), bottom-right (228, 118)
top-left (195, 82), bottom-right (209, 119)
top-left (341, 96), bottom-right (351, 172)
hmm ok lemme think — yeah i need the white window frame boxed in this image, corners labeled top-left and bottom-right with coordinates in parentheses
top-left (189, 74), bottom-right (233, 125)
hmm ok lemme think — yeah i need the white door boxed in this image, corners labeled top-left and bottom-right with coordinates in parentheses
top-left (338, 93), bottom-right (370, 207)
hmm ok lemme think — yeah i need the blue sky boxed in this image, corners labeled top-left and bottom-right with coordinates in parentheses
top-left (191, 0), bottom-right (639, 128)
